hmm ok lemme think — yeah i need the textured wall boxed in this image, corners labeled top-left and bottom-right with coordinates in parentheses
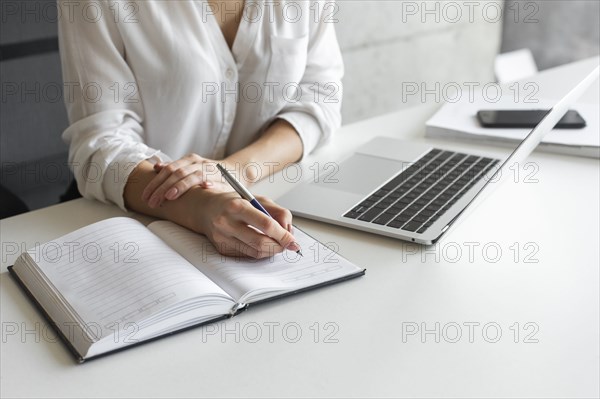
top-left (501, 0), bottom-right (600, 70)
top-left (336, 0), bottom-right (503, 123)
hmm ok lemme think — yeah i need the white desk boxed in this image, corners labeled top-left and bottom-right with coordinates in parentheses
top-left (2, 58), bottom-right (599, 398)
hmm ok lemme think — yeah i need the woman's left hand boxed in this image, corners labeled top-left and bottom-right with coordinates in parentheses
top-left (141, 153), bottom-right (230, 208)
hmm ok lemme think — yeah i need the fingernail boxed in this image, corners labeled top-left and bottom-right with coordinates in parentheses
top-left (203, 181), bottom-right (213, 187)
top-left (287, 224), bottom-right (293, 233)
top-left (165, 187), bottom-right (178, 199)
top-left (287, 242), bottom-right (301, 252)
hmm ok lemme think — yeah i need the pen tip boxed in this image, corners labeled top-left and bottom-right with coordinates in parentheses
top-left (297, 250), bottom-right (303, 257)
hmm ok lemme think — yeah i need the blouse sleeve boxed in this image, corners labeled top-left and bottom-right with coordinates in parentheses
top-left (58, 0), bottom-right (166, 210)
top-left (276, 0), bottom-right (345, 160)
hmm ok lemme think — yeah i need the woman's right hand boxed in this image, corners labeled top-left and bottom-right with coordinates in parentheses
top-left (189, 188), bottom-right (301, 259)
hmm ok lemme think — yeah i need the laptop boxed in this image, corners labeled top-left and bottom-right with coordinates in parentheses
top-left (278, 66), bottom-right (599, 245)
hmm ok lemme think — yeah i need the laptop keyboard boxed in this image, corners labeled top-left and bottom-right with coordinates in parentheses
top-left (343, 149), bottom-right (499, 234)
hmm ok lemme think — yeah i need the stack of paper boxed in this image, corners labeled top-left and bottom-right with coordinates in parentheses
top-left (425, 95), bottom-right (599, 158)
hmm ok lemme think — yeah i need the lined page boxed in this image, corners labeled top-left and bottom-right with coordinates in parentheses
top-left (148, 221), bottom-right (364, 303)
top-left (30, 218), bottom-right (233, 337)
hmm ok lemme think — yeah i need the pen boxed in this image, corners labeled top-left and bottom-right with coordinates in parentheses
top-left (216, 163), bottom-right (303, 257)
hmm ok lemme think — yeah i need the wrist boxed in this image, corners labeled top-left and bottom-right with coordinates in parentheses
top-left (221, 157), bottom-right (258, 185)
top-left (169, 185), bottom-right (211, 234)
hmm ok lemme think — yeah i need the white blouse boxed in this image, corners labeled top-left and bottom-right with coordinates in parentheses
top-left (58, 0), bottom-right (344, 210)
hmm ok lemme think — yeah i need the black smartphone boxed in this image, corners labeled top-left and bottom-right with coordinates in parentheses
top-left (477, 110), bottom-right (586, 129)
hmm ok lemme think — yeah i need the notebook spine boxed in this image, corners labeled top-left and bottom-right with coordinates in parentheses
top-left (230, 302), bottom-right (247, 316)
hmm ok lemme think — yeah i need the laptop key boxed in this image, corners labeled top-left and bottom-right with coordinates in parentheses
top-left (387, 219), bottom-right (406, 229)
top-left (403, 221), bottom-right (422, 232)
top-left (420, 209), bottom-right (436, 217)
top-left (373, 213), bottom-right (396, 225)
top-left (388, 208), bottom-right (404, 216)
top-left (406, 204), bottom-right (421, 213)
top-left (358, 208), bottom-right (383, 222)
top-left (394, 212), bottom-right (411, 222)
top-left (343, 211), bottom-right (361, 219)
top-left (351, 205), bottom-right (368, 214)
top-left (412, 214), bottom-right (429, 223)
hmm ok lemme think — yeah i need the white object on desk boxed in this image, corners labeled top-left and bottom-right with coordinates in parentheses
top-left (495, 48), bottom-right (538, 84)
top-left (426, 98), bottom-right (600, 158)
top-left (426, 58), bottom-right (600, 159)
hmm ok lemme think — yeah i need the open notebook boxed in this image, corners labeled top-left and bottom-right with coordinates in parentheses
top-left (9, 217), bottom-right (364, 362)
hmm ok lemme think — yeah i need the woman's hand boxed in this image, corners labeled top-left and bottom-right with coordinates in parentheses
top-left (141, 153), bottom-right (227, 208)
top-left (192, 189), bottom-right (300, 258)
top-left (126, 161), bottom-right (300, 259)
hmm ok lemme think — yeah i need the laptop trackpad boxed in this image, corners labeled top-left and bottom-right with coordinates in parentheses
top-left (312, 153), bottom-right (404, 195)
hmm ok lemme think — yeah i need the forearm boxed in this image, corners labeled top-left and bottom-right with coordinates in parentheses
top-left (224, 119), bottom-right (303, 183)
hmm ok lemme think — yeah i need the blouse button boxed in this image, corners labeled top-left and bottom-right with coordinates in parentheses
top-left (225, 68), bottom-right (235, 80)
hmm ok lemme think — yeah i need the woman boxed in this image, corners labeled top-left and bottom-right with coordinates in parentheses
top-left (58, 0), bottom-right (343, 258)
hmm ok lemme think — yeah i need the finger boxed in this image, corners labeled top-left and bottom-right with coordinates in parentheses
top-left (232, 201), bottom-right (300, 253)
top-left (165, 170), bottom-right (213, 200)
top-left (163, 173), bottom-right (205, 202)
top-left (230, 223), bottom-right (284, 258)
top-left (142, 159), bottom-right (195, 205)
top-left (215, 237), bottom-right (261, 259)
top-left (211, 209), bottom-right (282, 258)
top-left (153, 154), bottom-right (204, 173)
top-left (201, 181), bottom-right (235, 193)
top-left (255, 195), bottom-right (293, 228)
top-left (142, 161), bottom-right (179, 202)
top-left (261, 200), bottom-right (293, 231)
top-left (151, 165), bottom-right (207, 207)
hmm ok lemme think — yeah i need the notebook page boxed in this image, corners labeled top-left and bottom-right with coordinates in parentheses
top-left (29, 217), bottom-right (233, 338)
top-left (148, 221), bottom-right (364, 303)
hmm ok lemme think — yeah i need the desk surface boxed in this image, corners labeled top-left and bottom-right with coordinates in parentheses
top-left (1, 58), bottom-right (599, 398)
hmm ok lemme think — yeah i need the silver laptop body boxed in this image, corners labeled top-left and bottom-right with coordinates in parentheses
top-left (278, 67), bottom-right (599, 245)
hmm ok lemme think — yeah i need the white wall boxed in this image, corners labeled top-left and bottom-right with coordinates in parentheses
top-left (335, 0), bottom-right (504, 124)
